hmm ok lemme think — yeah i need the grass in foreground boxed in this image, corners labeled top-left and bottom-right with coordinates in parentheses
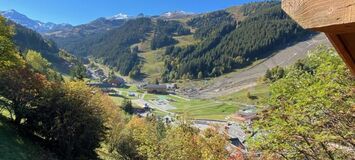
top-left (0, 117), bottom-right (54, 160)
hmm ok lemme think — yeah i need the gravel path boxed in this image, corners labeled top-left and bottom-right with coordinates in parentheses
top-left (192, 34), bottom-right (331, 99)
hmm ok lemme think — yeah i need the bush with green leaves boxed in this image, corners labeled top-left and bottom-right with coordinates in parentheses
top-left (249, 47), bottom-right (355, 159)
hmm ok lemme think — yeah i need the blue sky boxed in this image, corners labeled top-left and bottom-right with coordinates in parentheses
top-left (0, 0), bottom-right (263, 25)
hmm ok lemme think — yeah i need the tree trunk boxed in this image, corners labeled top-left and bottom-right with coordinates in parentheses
top-left (14, 115), bottom-right (22, 124)
top-left (13, 103), bottom-right (23, 125)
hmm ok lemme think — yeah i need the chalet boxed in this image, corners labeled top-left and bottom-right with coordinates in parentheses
top-left (143, 84), bottom-right (168, 94)
top-left (224, 123), bottom-right (247, 149)
top-left (87, 68), bottom-right (107, 80)
top-left (94, 69), bottom-right (105, 77)
top-left (107, 77), bottom-right (125, 87)
top-left (93, 69), bottom-right (106, 80)
top-left (166, 83), bottom-right (177, 90)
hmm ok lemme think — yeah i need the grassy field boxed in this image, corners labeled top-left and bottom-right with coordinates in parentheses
top-left (0, 117), bottom-right (53, 160)
top-left (142, 93), bottom-right (239, 120)
top-left (174, 35), bottom-right (199, 47)
top-left (139, 49), bottom-right (165, 82)
top-left (137, 33), bottom-right (199, 82)
top-left (216, 83), bottom-right (270, 105)
top-left (107, 84), bottom-right (240, 120)
top-left (170, 99), bottom-right (239, 120)
top-left (108, 83), bottom-right (270, 120)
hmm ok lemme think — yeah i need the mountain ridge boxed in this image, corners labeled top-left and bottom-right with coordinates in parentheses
top-left (1, 2), bottom-right (318, 82)
top-left (160, 10), bottom-right (195, 19)
top-left (1, 9), bottom-right (72, 33)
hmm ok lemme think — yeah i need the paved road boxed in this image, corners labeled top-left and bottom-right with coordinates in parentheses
top-left (193, 34), bottom-right (331, 99)
top-left (132, 98), bottom-right (175, 114)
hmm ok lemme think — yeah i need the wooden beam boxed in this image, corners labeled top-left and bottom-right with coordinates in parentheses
top-left (326, 33), bottom-right (355, 75)
top-left (282, 0), bottom-right (355, 34)
top-left (282, 0), bottom-right (355, 75)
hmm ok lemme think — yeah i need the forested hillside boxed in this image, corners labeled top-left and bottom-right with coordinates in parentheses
top-left (7, 20), bottom-right (83, 75)
top-left (91, 18), bottom-right (153, 75)
top-left (49, 17), bottom-right (192, 76)
top-left (10, 21), bottom-right (59, 54)
top-left (150, 19), bottom-right (190, 50)
top-left (45, 18), bottom-right (126, 57)
top-left (162, 1), bottom-right (312, 80)
top-left (43, 1), bottom-right (313, 80)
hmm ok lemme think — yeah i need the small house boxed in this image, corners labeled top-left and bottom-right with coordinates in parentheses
top-left (162, 115), bottom-right (173, 124)
top-left (166, 83), bottom-right (177, 90)
top-left (128, 92), bottom-right (136, 97)
top-left (225, 123), bottom-right (246, 149)
top-left (108, 77), bottom-right (125, 87)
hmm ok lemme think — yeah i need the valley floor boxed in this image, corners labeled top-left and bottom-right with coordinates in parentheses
top-left (107, 83), bottom-right (269, 120)
top-left (86, 34), bottom-right (331, 121)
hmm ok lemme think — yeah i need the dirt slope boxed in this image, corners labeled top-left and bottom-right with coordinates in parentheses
top-left (190, 33), bottom-right (331, 98)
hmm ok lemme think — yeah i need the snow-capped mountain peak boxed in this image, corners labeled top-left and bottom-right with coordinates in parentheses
top-left (0, 9), bottom-right (72, 33)
top-left (161, 10), bottom-right (194, 18)
top-left (107, 13), bottom-right (129, 20)
top-left (2, 9), bottom-right (16, 14)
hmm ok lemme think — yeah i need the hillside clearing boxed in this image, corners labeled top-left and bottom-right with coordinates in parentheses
top-left (139, 49), bottom-right (165, 82)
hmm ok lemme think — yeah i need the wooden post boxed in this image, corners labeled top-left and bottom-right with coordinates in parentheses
top-left (282, 0), bottom-right (355, 75)
top-left (326, 33), bottom-right (355, 74)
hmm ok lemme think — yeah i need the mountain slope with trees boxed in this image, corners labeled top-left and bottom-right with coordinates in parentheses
top-left (48, 17), bottom-right (192, 76)
top-left (44, 17), bottom-right (127, 57)
top-left (39, 1), bottom-right (313, 81)
top-left (162, 1), bottom-right (313, 80)
top-left (6, 20), bottom-right (84, 75)
top-left (10, 21), bottom-right (59, 54)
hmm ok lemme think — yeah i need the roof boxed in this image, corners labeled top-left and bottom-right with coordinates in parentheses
top-left (163, 115), bottom-right (172, 119)
top-left (226, 124), bottom-right (246, 143)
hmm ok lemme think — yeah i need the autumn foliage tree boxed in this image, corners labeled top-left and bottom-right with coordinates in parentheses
top-left (25, 50), bottom-right (62, 82)
top-left (0, 16), bottom-right (50, 124)
top-left (0, 16), bottom-right (23, 71)
top-left (0, 67), bottom-right (51, 124)
top-left (111, 117), bottom-right (229, 160)
top-left (0, 17), bottom-right (123, 159)
top-left (26, 81), bottom-right (122, 159)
